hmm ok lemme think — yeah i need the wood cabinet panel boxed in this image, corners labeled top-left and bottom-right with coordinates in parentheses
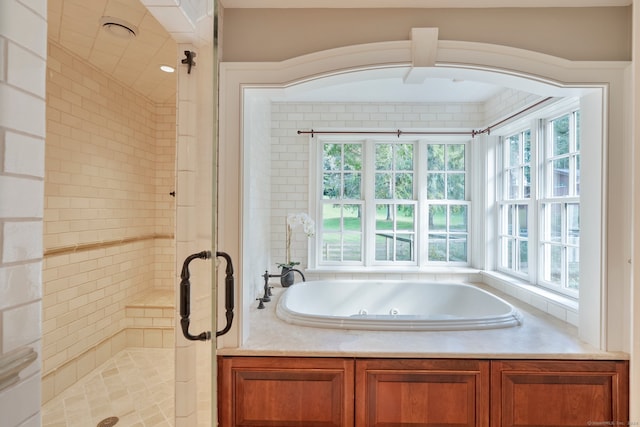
top-left (355, 359), bottom-right (490, 427)
top-left (218, 356), bottom-right (354, 427)
top-left (491, 360), bottom-right (629, 427)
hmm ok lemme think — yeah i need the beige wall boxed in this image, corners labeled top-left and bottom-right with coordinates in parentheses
top-left (42, 41), bottom-right (176, 402)
top-left (221, 7), bottom-right (631, 62)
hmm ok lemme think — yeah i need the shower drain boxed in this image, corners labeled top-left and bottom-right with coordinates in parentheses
top-left (97, 417), bottom-right (119, 427)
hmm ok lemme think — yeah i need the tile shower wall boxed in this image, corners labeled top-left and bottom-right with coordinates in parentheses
top-left (0, 0), bottom-right (47, 426)
top-left (42, 41), bottom-right (176, 402)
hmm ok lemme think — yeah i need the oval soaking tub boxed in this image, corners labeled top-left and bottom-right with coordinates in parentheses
top-left (276, 280), bottom-right (523, 331)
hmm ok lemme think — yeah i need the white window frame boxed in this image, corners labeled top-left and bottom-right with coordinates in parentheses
top-left (496, 100), bottom-right (581, 299)
top-left (310, 136), bottom-right (471, 269)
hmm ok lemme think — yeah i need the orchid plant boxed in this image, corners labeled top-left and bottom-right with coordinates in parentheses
top-left (279, 212), bottom-right (315, 269)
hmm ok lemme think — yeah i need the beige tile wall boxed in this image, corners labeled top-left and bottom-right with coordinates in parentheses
top-left (42, 41), bottom-right (176, 402)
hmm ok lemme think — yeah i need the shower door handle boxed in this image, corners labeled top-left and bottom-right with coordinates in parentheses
top-left (179, 250), bottom-right (235, 341)
top-left (215, 251), bottom-right (234, 337)
top-left (179, 250), bottom-right (212, 341)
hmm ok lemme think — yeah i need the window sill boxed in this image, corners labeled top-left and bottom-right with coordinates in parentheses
top-left (481, 271), bottom-right (579, 327)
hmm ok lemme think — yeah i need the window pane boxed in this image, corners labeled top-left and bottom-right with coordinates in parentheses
top-left (375, 234), bottom-right (394, 261)
top-left (575, 111), bottom-right (581, 151)
top-left (428, 234), bottom-right (447, 261)
top-left (568, 246), bottom-right (579, 289)
top-left (427, 173), bottom-right (445, 199)
top-left (376, 204), bottom-right (393, 230)
top-left (428, 144), bottom-right (445, 170)
top-left (506, 204), bottom-right (514, 235)
top-left (508, 169), bottom-right (519, 199)
top-left (523, 130), bottom-right (531, 163)
top-left (523, 165), bottom-right (531, 198)
top-left (552, 158), bottom-right (570, 196)
top-left (344, 206), bottom-right (362, 261)
top-left (344, 172), bottom-right (361, 199)
top-left (344, 144), bottom-right (361, 171)
top-left (323, 173), bottom-right (341, 199)
top-left (447, 173), bottom-right (465, 200)
top-left (519, 240), bottom-right (528, 274)
top-left (322, 204), bottom-right (340, 231)
top-left (575, 155), bottom-right (581, 196)
top-left (396, 234), bottom-right (414, 261)
top-left (375, 144), bottom-right (392, 170)
top-left (395, 173), bottom-right (413, 199)
top-left (549, 203), bottom-right (562, 242)
top-left (449, 235), bottom-right (467, 262)
top-left (544, 244), bottom-right (562, 284)
top-left (447, 144), bottom-right (465, 170)
top-left (429, 205), bottom-right (446, 231)
top-left (344, 233), bottom-right (362, 261)
top-left (552, 115), bottom-right (570, 156)
top-left (449, 205), bottom-right (467, 232)
top-left (504, 238), bottom-right (513, 269)
top-left (396, 144), bottom-right (414, 170)
top-left (567, 203), bottom-right (580, 245)
top-left (375, 173), bottom-right (391, 199)
top-left (508, 135), bottom-right (520, 167)
top-left (517, 205), bottom-right (528, 237)
top-left (397, 205), bottom-right (414, 230)
top-left (321, 233), bottom-right (342, 261)
top-left (323, 143), bottom-right (343, 170)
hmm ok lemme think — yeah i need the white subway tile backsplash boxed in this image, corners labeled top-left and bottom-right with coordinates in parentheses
top-left (1, 301), bottom-right (41, 352)
top-left (2, 221), bottom-right (42, 263)
top-left (0, 176), bottom-right (43, 218)
top-left (0, 1), bottom-right (46, 58)
top-left (0, 84), bottom-right (45, 137)
top-left (0, 374), bottom-right (40, 427)
top-left (0, 263), bottom-right (42, 310)
top-left (3, 132), bottom-right (45, 177)
top-left (6, 42), bottom-right (45, 97)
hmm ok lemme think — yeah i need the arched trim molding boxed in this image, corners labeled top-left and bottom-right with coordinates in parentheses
top-left (218, 35), bottom-right (630, 352)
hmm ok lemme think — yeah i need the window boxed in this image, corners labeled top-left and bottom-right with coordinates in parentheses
top-left (316, 139), bottom-right (469, 267)
top-left (498, 109), bottom-right (580, 296)
top-left (540, 111), bottom-right (580, 292)
top-left (499, 130), bottom-right (532, 277)
top-left (426, 144), bottom-right (469, 263)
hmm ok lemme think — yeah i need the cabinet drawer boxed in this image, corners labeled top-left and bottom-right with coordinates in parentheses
top-left (218, 356), bottom-right (354, 427)
top-left (355, 359), bottom-right (490, 427)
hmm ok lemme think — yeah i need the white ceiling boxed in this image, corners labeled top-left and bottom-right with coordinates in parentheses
top-left (48, 0), bottom-right (177, 104)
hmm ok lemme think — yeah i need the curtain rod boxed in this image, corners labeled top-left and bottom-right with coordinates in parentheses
top-left (297, 96), bottom-right (554, 139)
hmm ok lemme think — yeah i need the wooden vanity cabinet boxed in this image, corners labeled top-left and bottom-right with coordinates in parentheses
top-left (491, 360), bottom-right (629, 427)
top-left (355, 359), bottom-right (490, 427)
top-left (217, 356), bottom-right (354, 427)
top-left (218, 356), bottom-right (629, 427)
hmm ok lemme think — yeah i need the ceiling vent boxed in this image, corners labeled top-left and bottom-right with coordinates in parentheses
top-left (100, 16), bottom-right (138, 39)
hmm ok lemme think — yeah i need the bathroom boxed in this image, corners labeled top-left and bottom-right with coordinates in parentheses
top-left (1, 1), bottom-right (639, 426)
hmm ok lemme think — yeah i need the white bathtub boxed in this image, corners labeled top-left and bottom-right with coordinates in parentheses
top-left (276, 280), bottom-right (523, 331)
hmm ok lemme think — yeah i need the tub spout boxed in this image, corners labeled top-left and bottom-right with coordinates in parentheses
top-left (289, 268), bottom-right (306, 282)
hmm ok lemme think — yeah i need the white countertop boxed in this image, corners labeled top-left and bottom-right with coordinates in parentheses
top-left (217, 284), bottom-right (628, 360)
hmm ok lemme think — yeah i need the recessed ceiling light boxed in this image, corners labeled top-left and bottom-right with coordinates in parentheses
top-left (100, 16), bottom-right (138, 39)
top-left (160, 65), bottom-right (175, 73)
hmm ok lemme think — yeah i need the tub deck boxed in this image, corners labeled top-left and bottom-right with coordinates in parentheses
top-left (218, 283), bottom-right (628, 360)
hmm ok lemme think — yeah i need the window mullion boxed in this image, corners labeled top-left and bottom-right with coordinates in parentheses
top-left (363, 139), bottom-right (375, 266)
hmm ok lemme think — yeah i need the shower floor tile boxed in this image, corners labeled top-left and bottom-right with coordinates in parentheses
top-left (42, 348), bottom-right (174, 427)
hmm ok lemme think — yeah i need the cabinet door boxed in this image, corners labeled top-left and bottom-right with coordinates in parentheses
top-left (218, 356), bottom-right (354, 427)
top-left (491, 360), bottom-right (629, 427)
top-left (355, 359), bottom-right (490, 427)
